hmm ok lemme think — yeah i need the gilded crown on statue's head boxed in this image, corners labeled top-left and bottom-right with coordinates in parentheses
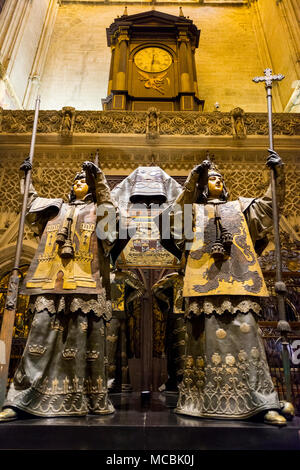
top-left (205, 152), bottom-right (223, 179)
top-left (195, 152), bottom-right (229, 203)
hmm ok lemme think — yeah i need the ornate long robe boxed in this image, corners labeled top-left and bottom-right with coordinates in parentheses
top-left (5, 172), bottom-right (118, 417)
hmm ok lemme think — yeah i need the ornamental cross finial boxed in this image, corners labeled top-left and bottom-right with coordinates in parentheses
top-left (252, 68), bottom-right (285, 87)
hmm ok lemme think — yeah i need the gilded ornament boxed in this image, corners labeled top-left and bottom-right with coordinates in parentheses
top-left (107, 334), bottom-right (118, 343)
top-left (196, 356), bottom-right (204, 368)
top-left (80, 321), bottom-right (88, 332)
top-left (216, 328), bottom-right (227, 339)
top-left (211, 352), bottom-right (221, 365)
top-left (62, 348), bottom-right (78, 360)
top-left (240, 322), bottom-right (250, 333)
top-left (28, 344), bottom-right (47, 356)
top-left (238, 350), bottom-right (248, 362)
top-left (250, 347), bottom-right (260, 359)
top-left (225, 354), bottom-right (235, 366)
top-left (185, 356), bottom-right (194, 368)
top-left (138, 70), bottom-right (170, 95)
top-left (86, 350), bottom-right (100, 361)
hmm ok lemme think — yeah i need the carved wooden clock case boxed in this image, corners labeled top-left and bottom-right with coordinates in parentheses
top-left (103, 9), bottom-right (204, 112)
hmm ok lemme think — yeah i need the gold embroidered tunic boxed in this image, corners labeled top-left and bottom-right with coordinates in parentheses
top-left (22, 199), bottom-right (105, 296)
top-left (183, 201), bottom-right (269, 298)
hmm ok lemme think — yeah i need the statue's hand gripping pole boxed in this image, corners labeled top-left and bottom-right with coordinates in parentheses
top-left (0, 96), bottom-right (41, 410)
top-left (253, 69), bottom-right (292, 403)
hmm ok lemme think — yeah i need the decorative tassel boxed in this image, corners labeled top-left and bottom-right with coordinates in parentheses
top-left (210, 205), bottom-right (233, 260)
top-left (221, 226), bottom-right (233, 247)
top-left (210, 205), bottom-right (225, 259)
top-left (56, 207), bottom-right (75, 258)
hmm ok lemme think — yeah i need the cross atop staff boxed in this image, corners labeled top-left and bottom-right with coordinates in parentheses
top-left (253, 68), bottom-right (285, 88)
top-left (253, 68), bottom-right (285, 151)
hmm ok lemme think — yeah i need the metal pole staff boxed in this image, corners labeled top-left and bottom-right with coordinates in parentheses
top-left (253, 68), bottom-right (292, 402)
top-left (0, 96), bottom-right (41, 410)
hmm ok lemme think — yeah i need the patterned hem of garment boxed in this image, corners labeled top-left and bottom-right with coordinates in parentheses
top-left (174, 403), bottom-right (280, 420)
top-left (176, 345), bottom-right (280, 420)
top-left (28, 294), bottom-right (112, 320)
top-left (187, 296), bottom-right (262, 317)
top-left (5, 388), bottom-right (115, 417)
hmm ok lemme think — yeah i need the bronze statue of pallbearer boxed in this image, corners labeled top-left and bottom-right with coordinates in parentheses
top-left (160, 150), bottom-right (294, 425)
top-left (0, 157), bottom-right (119, 420)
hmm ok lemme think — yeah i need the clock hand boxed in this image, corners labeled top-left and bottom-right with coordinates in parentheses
top-left (151, 54), bottom-right (155, 72)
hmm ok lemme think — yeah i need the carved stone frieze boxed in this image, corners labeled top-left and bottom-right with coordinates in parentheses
top-left (0, 109), bottom-right (299, 136)
top-left (1, 110), bottom-right (62, 133)
top-left (244, 113), bottom-right (300, 136)
top-left (159, 111), bottom-right (233, 135)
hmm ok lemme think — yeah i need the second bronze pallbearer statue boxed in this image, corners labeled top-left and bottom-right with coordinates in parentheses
top-left (160, 152), bottom-right (294, 426)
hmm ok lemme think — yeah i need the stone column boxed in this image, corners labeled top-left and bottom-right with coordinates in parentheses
top-left (107, 46), bottom-right (115, 96)
top-left (115, 26), bottom-right (129, 91)
top-left (178, 29), bottom-right (192, 94)
top-left (111, 26), bottom-right (129, 109)
top-left (190, 45), bottom-right (199, 96)
top-left (23, 0), bottom-right (59, 109)
top-left (0, 0), bottom-right (31, 108)
top-left (250, 0), bottom-right (284, 112)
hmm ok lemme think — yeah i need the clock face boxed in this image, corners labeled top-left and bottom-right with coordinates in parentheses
top-left (134, 47), bottom-right (172, 73)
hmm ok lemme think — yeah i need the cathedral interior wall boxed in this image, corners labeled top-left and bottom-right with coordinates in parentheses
top-left (1, 1), bottom-right (298, 112)
top-left (9, 0), bottom-right (49, 107)
top-left (256, 0), bottom-right (300, 112)
top-left (39, 3), bottom-right (268, 112)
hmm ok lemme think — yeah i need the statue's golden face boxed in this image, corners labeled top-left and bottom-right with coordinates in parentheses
top-left (134, 47), bottom-right (172, 73)
top-left (208, 174), bottom-right (223, 198)
top-left (73, 177), bottom-right (89, 200)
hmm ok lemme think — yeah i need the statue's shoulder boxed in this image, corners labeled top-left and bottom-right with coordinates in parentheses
top-left (28, 197), bottom-right (64, 214)
top-left (238, 196), bottom-right (256, 212)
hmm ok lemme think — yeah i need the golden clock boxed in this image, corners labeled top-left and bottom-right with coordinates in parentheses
top-left (134, 47), bottom-right (172, 73)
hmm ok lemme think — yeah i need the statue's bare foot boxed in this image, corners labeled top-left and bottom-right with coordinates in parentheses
top-left (280, 401), bottom-right (295, 420)
top-left (0, 408), bottom-right (18, 422)
top-left (264, 410), bottom-right (287, 427)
